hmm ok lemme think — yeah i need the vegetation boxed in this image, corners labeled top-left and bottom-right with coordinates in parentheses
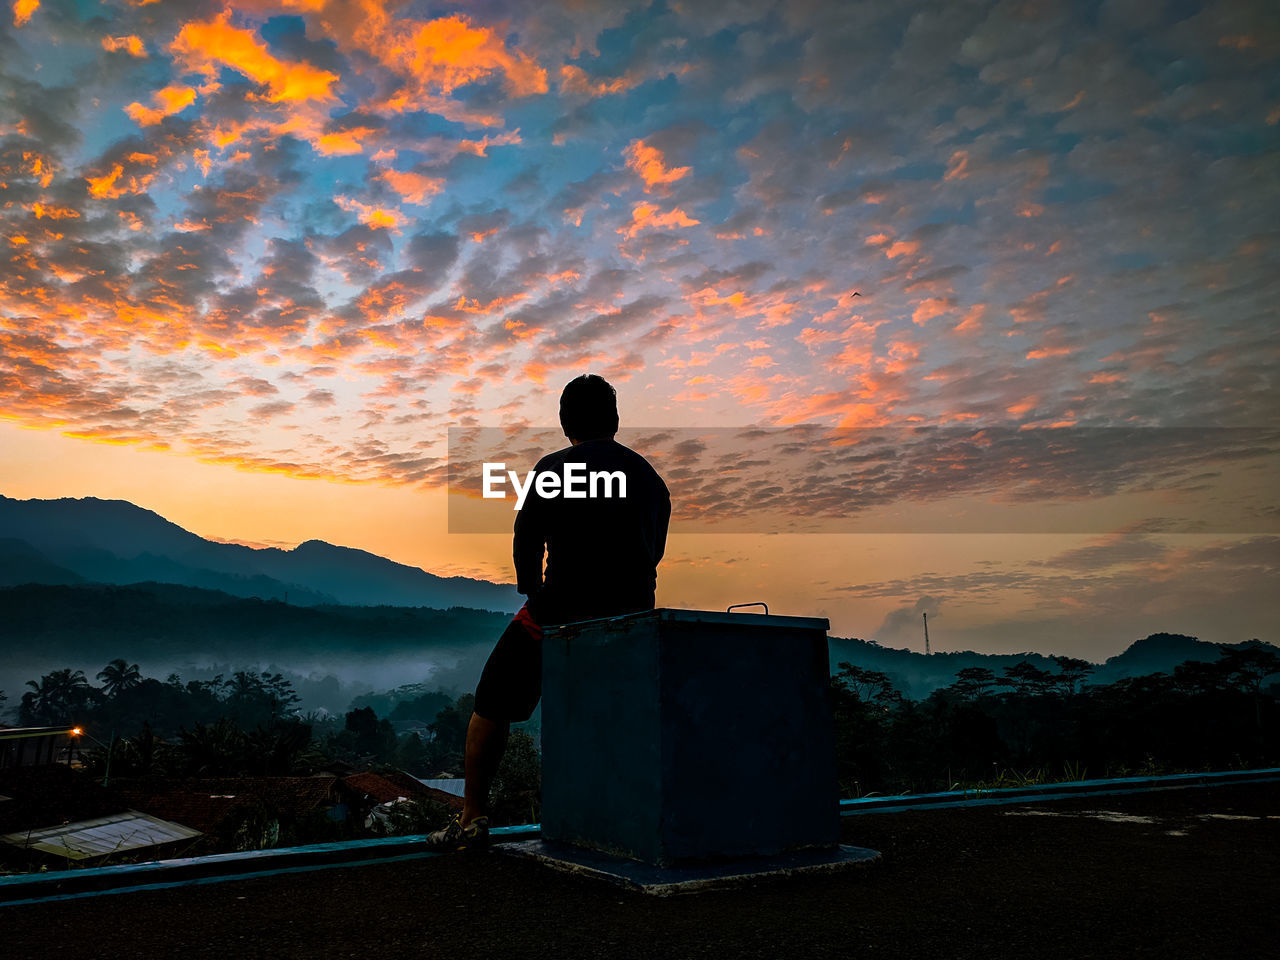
top-left (831, 643), bottom-right (1280, 797)
top-left (7, 638), bottom-right (1276, 867)
top-left (15, 659), bottom-right (499, 786)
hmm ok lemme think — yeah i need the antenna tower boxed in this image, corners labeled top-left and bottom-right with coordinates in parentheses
top-left (923, 612), bottom-right (930, 656)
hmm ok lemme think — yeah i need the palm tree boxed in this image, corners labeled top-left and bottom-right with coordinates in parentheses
top-left (25, 669), bottom-right (92, 723)
top-left (97, 659), bottom-right (142, 698)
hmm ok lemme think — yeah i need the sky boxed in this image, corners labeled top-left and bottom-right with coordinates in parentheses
top-left (1, 0), bottom-right (1277, 660)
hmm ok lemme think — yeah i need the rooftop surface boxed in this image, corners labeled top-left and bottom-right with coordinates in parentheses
top-left (6, 781), bottom-right (1277, 959)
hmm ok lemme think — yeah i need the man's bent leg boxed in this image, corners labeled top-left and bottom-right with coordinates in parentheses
top-left (462, 711), bottom-right (508, 826)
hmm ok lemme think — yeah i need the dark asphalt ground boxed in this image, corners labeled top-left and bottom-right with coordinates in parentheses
top-left (5, 782), bottom-right (1277, 959)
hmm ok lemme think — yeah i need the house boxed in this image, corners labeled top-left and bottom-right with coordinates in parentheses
top-left (111, 776), bottom-right (361, 851)
top-left (0, 725), bottom-right (77, 769)
top-left (0, 764), bottom-right (200, 865)
top-left (342, 770), bottom-right (463, 830)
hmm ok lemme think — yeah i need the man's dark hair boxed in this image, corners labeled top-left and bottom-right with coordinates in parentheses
top-left (560, 374), bottom-right (619, 441)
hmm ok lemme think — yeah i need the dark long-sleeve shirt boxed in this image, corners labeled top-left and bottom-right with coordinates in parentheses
top-left (513, 438), bottom-right (670, 625)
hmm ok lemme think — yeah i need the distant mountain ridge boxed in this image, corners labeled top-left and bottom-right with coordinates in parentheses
top-left (0, 495), bottom-right (522, 612)
top-left (828, 632), bottom-right (1276, 700)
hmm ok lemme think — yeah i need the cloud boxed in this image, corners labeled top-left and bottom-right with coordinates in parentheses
top-left (170, 12), bottom-right (339, 104)
top-left (102, 35), bottom-right (146, 58)
top-left (125, 85), bottom-right (197, 126)
top-left (624, 138), bottom-right (690, 192)
top-left (0, 0), bottom-right (1275, 542)
top-left (873, 596), bottom-right (940, 649)
top-left (11, 0), bottom-right (37, 29)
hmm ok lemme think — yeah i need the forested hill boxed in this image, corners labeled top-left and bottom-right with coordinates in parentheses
top-left (0, 494), bottom-right (522, 612)
top-left (0, 581), bottom-right (510, 665)
top-left (828, 632), bottom-right (1275, 700)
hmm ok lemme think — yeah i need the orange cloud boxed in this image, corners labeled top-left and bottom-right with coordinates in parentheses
top-left (335, 195), bottom-right (407, 230)
top-left (1026, 344), bottom-right (1071, 359)
top-left (944, 150), bottom-right (969, 181)
top-left (85, 163), bottom-right (156, 199)
top-left (125, 85), bottom-right (197, 126)
top-left (12, 0), bottom-right (37, 28)
top-left (30, 202), bottom-right (79, 220)
top-left (334, 9), bottom-right (546, 121)
top-left (1218, 34), bottom-right (1256, 50)
top-left (953, 303), bottom-right (985, 334)
top-left (624, 139), bottom-right (690, 192)
top-left (20, 151), bottom-right (54, 188)
top-left (102, 34), bottom-right (146, 57)
top-left (618, 203), bottom-right (700, 239)
top-left (456, 131), bottom-right (523, 156)
top-left (379, 168), bottom-right (444, 204)
top-left (315, 127), bottom-right (382, 156)
top-left (396, 14), bottom-right (546, 96)
top-left (1089, 371), bottom-right (1126, 384)
top-left (171, 12), bottom-right (339, 103)
top-left (192, 148), bottom-right (212, 177)
top-left (911, 298), bottom-right (953, 326)
top-left (885, 240), bottom-right (919, 258)
top-left (560, 64), bottom-right (642, 98)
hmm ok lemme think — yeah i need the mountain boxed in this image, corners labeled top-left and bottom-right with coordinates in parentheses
top-left (1089, 632), bottom-right (1221, 683)
top-left (827, 632), bottom-right (1275, 699)
top-left (828, 636), bottom-right (1062, 699)
top-left (0, 581), bottom-right (509, 662)
top-left (0, 495), bottom-right (521, 612)
top-left (0, 538), bottom-right (84, 587)
top-left (0, 581), bottom-right (512, 716)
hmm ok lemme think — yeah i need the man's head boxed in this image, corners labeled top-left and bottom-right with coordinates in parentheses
top-left (559, 374), bottom-right (618, 442)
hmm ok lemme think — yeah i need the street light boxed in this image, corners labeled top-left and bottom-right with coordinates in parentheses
top-left (69, 727), bottom-right (117, 787)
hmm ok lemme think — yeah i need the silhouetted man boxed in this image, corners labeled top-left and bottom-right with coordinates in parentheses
top-left (426, 374), bottom-right (670, 851)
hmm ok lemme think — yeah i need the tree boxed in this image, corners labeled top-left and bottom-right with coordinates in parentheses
top-left (427, 694), bottom-right (477, 772)
top-left (1172, 660), bottom-right (1230, 696)
top-left (998, 661), bottom-right (1057, 697)
top-left (1215, 644), bottom-right (1280, 696)
top-left (948, 666), bottom-right (997, 700)
top-left (261, 672), bottom-right (301, 724)
top-left (1050, 656), bottom-right (1094, 696)
top-left (1216, 644), bottom-right (1280, 729)
top-left (177, 717), bottom-right (249, 776)
top-left (345, 707), bottom-right (397, 764)
top-left (22, 668), bottom-right (94, 724)
top-left (834, 662), bottom-right (898, 704)
top-left (97, 659), bottom-right (142, 698)
top-left (244, 720), bottom-right (313, 775)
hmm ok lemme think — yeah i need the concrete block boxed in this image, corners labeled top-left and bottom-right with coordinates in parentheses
top-left (541, 608), bottom-right (839, 867)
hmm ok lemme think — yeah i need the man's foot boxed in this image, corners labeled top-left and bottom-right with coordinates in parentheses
top-left (424, 815), bottom-right (490, 853)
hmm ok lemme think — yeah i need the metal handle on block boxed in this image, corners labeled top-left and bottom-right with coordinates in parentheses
top-left (726, 602), bottom-right (769, 615)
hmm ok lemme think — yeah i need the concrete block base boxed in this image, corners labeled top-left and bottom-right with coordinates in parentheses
top-left (501, 840), bottom-right (881, 896)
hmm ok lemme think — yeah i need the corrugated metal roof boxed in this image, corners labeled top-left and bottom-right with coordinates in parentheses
top-left (418, 778), bottom-right (465, 797)
top-left (0, 810), bottom-right (202, 860)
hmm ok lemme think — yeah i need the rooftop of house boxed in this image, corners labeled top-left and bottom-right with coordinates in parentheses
top-left (3, 781), bottom-right (1276, 959)
top-left (342, 770), bottom-right (463, 809)
top-left (0, 764), bottom-right (128, 834)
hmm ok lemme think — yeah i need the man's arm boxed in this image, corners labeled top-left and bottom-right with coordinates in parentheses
top-left (653, 477), bottom-right (671, 566)
top-left (512, 493), bottom-right (546, 599)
